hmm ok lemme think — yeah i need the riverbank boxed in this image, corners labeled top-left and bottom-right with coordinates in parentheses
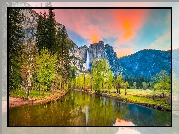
top-left (9, 90), bottom-right (67, 108)
top-left (73, 88), bottom-right (171, 112)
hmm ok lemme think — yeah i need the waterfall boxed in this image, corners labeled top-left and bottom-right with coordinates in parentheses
top-left (86, 50), bottom-right (90, 70)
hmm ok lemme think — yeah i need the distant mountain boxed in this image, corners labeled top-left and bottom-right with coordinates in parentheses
top-left (118, 49), bottom-right (171, 79)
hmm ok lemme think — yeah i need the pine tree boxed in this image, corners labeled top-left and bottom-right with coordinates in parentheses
top-left (36, 11), bottom-right (47, 51)
top-left (46, 9), bottom-right (56, 53)
top-left (9, 9), bottom-right (24, 90)
top-left (56, 25), bottom-right (73, 89)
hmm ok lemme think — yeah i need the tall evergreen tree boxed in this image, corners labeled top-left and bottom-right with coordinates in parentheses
top-left (46, 9), bottom-right (56, 53)
top-left (56, 25), bottom-right (72, 89)
top-left (36, 12), bottom-right (47, 51)
top-left (9, 9), bottom-right (24, 90)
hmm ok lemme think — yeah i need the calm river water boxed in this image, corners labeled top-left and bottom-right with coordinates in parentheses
top-left (9, 90), bottom-right (171, 126)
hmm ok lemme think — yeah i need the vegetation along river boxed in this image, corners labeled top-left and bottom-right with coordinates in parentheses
top-left (9, 90), bottom-right (171, 126)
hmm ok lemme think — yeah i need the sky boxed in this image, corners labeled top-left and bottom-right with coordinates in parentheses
top-left (29, 4), bottom-right (172, 58)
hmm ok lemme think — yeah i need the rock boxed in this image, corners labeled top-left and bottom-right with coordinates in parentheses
top-left (79, 45), bottom-right (88, 62)
top-left (88, 41), bottom-right (124, 75)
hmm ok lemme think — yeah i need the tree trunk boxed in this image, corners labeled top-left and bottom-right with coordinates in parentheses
top-left (38, 84), bottom-right (40, 95)
top-left (27, 86), bottom-right (30, 99)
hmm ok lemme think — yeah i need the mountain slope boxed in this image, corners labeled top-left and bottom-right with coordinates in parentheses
top-left (118, 49), bottom-right (171, 79)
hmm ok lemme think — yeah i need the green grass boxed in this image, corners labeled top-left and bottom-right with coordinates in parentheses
top-left (9, 89), bottom-right (64, 100)
top-left (107, 89), bottom-right (171, 110)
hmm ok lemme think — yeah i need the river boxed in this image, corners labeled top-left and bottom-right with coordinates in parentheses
top-left (9, 90), bottom-right (171, 126)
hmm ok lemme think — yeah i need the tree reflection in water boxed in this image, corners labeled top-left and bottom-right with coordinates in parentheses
top-left (9, 90), bottom-right (171, 126)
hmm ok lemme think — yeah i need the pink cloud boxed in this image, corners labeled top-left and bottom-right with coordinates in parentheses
top-left (32, 8), bottom-right (150, 57)
top-left (53, 9), bottom-right (114, 44)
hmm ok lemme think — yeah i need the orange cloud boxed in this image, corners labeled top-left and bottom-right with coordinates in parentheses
top-left (112, 9), bottom-right (149, 43)
top-left (91, 34), bottom-right (101, 44)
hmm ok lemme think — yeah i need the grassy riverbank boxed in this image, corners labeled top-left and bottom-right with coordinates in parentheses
top-left (9, 89), bottom-right (67, 107)
top-left (109, 89), bottom-right (171, 111)
top-left (75, 88), bottom-right (171, 111)
top-left (9, 88), bottom-right (171, 111)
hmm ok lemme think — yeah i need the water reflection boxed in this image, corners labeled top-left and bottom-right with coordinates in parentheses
top-left (9, 90), bottom-right (171, 126)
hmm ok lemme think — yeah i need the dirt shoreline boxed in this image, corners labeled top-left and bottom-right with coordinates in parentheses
top-left (9, 92), bottom-right (67, 108)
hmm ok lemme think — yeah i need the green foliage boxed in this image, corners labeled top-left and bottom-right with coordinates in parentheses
top-left (21, 39), bottom-right (37, 97)
top-left (56, 25), bottom-right (73, 87)
top-left (68, 66), bottom-right (77, 88)
top-left (91, 58), bottom-right (114, 92)
top-left (76, 74), bottom-right (84, 89)
top-left (133, 82), bottom-right (137, 89)
top-left (85, 73), bottom-right (91, 89)
top-left (35, 9), bottom-right (74, 91)
top-left (35, 48), bottom-right (58, 94)
top-left (105, 70), bottom-right (113, 90)
top-left (36, 12), bottom-right (47, 51)
top-left (10, 89), bottom-right (52, 99)
top-left (153, 70), bottom-right (171, 92)
top-left (122, 81), bottom-right (129, 95)
top-left (9, 9), bottom-right (24, 90)
top-left (46, 9), bottom-right (57, 53)
top-left (114, 74), bottom-right (123, 93)
top-left (142, 82), bottom-right (148, 90)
